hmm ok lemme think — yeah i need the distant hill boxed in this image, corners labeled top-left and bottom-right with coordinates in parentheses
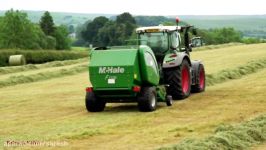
top-left (134, 15), bottom-right (266, 38)
top-left (0, 10), bottom-right (114, 26)
top-left (0, 10), bottom-right (265, 38)
top-left (180, 15), bottom-right (266, 38)
top-left (178, 15), bottom-right (266, 31)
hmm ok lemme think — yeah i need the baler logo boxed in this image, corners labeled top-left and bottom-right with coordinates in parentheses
top-left (99, 67), bottom-right (125, 74)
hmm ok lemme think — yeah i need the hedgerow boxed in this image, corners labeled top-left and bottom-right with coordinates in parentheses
top-left (0, 50), bottom-right (88, 67)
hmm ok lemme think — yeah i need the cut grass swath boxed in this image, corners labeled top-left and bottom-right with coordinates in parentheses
top-left (0, 58), bottom-right (86, 75)
top-left (0, 64), bottom-right (87, 88)
top-left (0, 59), bottom-right (266, 88)
top-left (159, 114), bottom-right (266, 150)
top-left (206, 59), bottom-right (266, 86)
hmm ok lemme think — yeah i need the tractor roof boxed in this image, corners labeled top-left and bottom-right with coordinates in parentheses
top-left (136, 25), bottom-right (181, 33)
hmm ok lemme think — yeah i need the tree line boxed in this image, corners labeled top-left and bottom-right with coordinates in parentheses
top-left (75, 14), bottom-right (264, 47)
top-left (0, 10), bottom-right (263, 50)
top-left (0, 9), bottom-right (70, 50)
top-left (75, 12), bottom-right (137, 47)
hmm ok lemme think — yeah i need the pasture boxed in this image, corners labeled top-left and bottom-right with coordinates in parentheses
top-left (0, 43), bottom-right (266, 149)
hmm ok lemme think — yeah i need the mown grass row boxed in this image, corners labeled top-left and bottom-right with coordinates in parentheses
top-left (0, 64), bottom-right (87, 88)
top-left (0, 58), bottom-right (87, 75)
top-left (206, 59), bottom-right (266, 86)
top-left (159, 114), bottom-right (266, 150)
top-left (0, 59), bottom-right (266, 89)
top-left (193, 43), bottom-right (244, 51)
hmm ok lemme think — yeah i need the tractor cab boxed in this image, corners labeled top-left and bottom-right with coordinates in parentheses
top-left (136, 26), bottom-right (182, 61)
top-left (136, 18), bottom-right (196, 62)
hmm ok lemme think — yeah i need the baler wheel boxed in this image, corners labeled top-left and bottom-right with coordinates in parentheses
top-left (85, 92), bottom-right (106, 112)
top-left (138, 87), bottom-right (157, 112)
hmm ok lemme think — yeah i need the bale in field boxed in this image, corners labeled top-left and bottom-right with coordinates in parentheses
top-left (9, 55), bottom-right (26, 66)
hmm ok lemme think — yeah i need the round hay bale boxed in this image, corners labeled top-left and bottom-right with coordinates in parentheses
top-left (9, 55), bottom-right (26, 66)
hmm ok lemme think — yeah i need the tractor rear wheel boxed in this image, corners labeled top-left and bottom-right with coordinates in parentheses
top-left (164, 59), bottom-right (191, 99)
top-left (138, 87), bottom-right (157, 112)
top-left (192, 64), bottom-right (205, 92)
top-left (85, 92), bottom-right (106, 112)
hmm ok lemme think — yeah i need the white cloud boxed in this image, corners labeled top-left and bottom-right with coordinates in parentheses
top-left (0, 0), bottom-right (265, 15)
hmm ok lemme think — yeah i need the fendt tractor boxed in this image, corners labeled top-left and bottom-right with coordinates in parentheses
top-left (85, 18), bottom-right (206, 112)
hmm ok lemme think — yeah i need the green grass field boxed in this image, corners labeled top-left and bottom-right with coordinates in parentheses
top-left (0, 43), bottom-right (266, 149)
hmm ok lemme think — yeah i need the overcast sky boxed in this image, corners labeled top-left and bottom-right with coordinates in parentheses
top-left (0, 0), bottom-right (265, 15)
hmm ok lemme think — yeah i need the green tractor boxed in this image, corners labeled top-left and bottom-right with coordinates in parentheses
top-left (191, 37), bottom-right (205, 47)
top-left (85, 18), bottom-right (206, 112)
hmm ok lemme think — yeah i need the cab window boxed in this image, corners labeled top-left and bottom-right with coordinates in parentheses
top-left (170, 32), bottom-right (180, 50)
top-left (139, 32), bottom-right (168, 54)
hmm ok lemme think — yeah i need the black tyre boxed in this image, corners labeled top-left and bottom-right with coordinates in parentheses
top-left (85, 92), bottom-right (106, 112)
top-left (164, 59), bottom-right (191, 99)
top-left (192, 64), bottom-right (205, 93)
top-left (138, 87), bottom-right (157, 112)
top-left (166, 95), bottom-right (173, 106)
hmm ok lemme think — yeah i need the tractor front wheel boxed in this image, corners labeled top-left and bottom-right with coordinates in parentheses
top-left (138, 87), bottom-right (157, 112)
top-left (85, 92), bottom-right (106, 112)
top-left (164, 59), bottom-right (191, 99)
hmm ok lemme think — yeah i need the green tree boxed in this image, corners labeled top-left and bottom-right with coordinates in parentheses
top-left (135, 16), bottom-right (172, 26)
top-left (116, 12), bottom-right (136, 24)
top-left (196, 28), bottom-right (242, 45)
top-left (87, 12), bottom-right (137, 47)
top-left (0, 17), bottom-right (3, 47)
top-left (40, 11), bottom-right (55, 36)
top-left (97, 22), bottom-right (127, 46)
top-left (39, 11), bottom-right (70, 50)
top-left (0, 9), bottom-right (45, 49)
top-left (78, 12), bottom-right (137, 47)
top-left (116, 13), bottom-right (136, 38)
top-left (53, 25), bottom-right (71, 50)
top-left (46, 36), bottom-right (56, 49)
top-left (81, 16), bottom-right (109, 45)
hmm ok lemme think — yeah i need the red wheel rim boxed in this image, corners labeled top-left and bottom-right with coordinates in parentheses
top-left (182, 66), bottom-right (189, 93)
top-left (199, 67), bottom-right (205, 89)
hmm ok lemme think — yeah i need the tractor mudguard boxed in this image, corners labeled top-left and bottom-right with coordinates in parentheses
top-left (162, 52), bottom-right (191, 69)
top-left (191, 60), bottom-right (203, 85)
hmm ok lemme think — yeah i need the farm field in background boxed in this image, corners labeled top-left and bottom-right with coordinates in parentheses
top-left (0, 43), bottom-right (266, 149)
top-left (191, 43), bottom-right (266, 74)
